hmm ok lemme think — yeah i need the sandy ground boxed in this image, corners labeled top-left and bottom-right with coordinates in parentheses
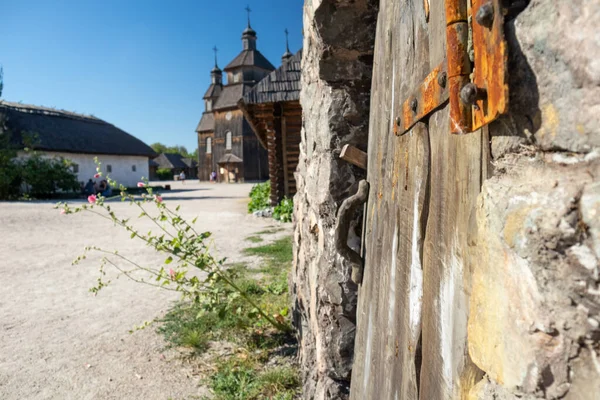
top-left (0, 182), bottom-right (291, 400)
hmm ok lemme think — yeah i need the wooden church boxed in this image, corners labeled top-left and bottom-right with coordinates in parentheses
top-left (239, 40), bottom-right (302, 205)
top-left (196, 11), bottom-right (273, 183)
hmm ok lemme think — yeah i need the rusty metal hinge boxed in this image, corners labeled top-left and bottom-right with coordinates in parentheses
top-left (394, 0), bottom-right (508, 136)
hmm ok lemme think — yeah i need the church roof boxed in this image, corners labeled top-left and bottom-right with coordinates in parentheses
top-left (224, 50), bottom-right (275, 72)
top-left (196, 112), bottom-right (214, 132)
top-left (0, 100), bottom-right (156, 157)
top-left (213, 83), bottom-right (253, 111)
top-left (218, 153), bottom-right (243, 163)
top-left (242, 50), bottom-right (302, 105)
top-left (203, 83), bottom-right (222, 99)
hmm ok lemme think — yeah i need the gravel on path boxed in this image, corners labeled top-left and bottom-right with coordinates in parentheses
top-left (0, 182), bottom-right (290, 400)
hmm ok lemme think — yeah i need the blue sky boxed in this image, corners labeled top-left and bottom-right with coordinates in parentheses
top-left (0, 0), bottom-right (303, 152)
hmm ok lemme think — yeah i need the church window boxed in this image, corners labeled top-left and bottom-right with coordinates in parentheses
top-left (72, 163), bottom-right (79, 173)
top-left (132, 165), bottom-right (136, 172)
top-left (206, 137), bottom-right (212, 154)
top-left (106, 164), bottom-right (112, 173)
top-left (206, 100), bottom-right (212, 112)
top-left (226, 131), bottom-right (232, 150)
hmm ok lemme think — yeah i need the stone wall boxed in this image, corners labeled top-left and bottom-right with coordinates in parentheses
top-left (468, 1), bottom-right (600, 398)
top-left (291, 0), bottom-right (378, 398)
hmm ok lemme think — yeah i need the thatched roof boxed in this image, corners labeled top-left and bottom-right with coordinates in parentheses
top-left (218, 153), bottom-right (243, 163)
top-left (0, 100), bottom-right (156, 157)
top-left (196, 112), bottom-right (215, 132)
top-left (153, 153), bottom-right (196, 169)
top-left (242, 50), bottom-right (302, 105)
top-left (224, 50), bottom-right (275, 72)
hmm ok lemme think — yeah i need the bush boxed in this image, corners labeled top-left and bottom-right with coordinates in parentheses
top-left (156, 168), bottom-right (173, 181)
top-left (248, 180), bottom-right (270, 213)
top-left (0, 151), bottom-right (79, 200)
top-left (19, 154), bottom-right (79, 198)
top-left (0, 128), bottom-right (21, 199)
top-left (273, 197), bottom-right (293, 223)
top-left (0, 159), bottom-right (22, 199)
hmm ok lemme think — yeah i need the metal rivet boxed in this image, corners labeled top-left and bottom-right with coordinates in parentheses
top-left (475, 2), bottom-right (494, 28)
top-left (437, 72), bottom-right (447, 88)
top-left (460, 83), bottom-right (478, 105)
top-left (410, 98), bottom-right (418, 113)
top-left (395, 116), bottom-right (401, 126)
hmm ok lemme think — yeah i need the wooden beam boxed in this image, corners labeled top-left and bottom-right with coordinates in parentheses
top-left (340, 144), bottom-right (368, 170)
top-left (282, 114), bottom-right (290, 197)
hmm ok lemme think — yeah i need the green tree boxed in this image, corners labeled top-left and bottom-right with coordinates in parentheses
top-left (150, 142), bottom-right (192, 158)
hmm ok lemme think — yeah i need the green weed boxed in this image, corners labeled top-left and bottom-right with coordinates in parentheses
top-left (243, 237), bottom-right (293, 266)
top-left (255, 227), bottom-right (285, 235)
top-left (245, 235), bottom-right (264, 243)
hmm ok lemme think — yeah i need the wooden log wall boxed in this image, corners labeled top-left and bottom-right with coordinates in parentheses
top-left (242, 116), bottom-right (269, 182)
top-left (197, 131), bottom-right (214, 181)
top-left (281, 101), bottom-right (301, 198)
top-left (245, 101), bottom-right (301, 204)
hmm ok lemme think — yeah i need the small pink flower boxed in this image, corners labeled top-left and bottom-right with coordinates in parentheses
top-left (60, 209), bottom-right (66, 215)
top-left (94, 173), bottom-right (100, 178)
top-left (137, 182), bottom-right (145, 188)
top-left (168, 268), bottom-right (176, 280)
top-left (88, 194), bottom-right (97, 204)
top-left (155, 195), bottom-right (163, 203)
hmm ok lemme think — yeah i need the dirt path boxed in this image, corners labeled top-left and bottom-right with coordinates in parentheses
top-left (0, 182), bottom-right (291, 400)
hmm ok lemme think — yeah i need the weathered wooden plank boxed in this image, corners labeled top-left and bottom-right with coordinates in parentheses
top-left (417, 0), bottom-right (485, 398)
top-left (340, 144), bottom-right (368, 170)
top-left (350, 0), bottom-right (430, 399)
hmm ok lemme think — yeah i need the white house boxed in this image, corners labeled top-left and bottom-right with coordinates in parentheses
top-left (0, 101), bottom-right (156, 188)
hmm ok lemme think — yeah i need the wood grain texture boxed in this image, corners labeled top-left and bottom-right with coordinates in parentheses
top-left (340, 144), bottom-right (368, 170)
top-left (351, 0), bottom-right (487, 398)
top-left (418, 0), bottom-right (485, 398)
top-left (350, 0), bottom-right (430, 398)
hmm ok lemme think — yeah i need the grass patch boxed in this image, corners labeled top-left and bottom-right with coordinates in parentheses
top-left (209, 360), bottom-right (299, 400)
top-left (243, 237), bottom-right (293, 266)
top-left (245, 235), bottom-right (264, 243)
top-left (255, 227), bottom-right (285, 235)
top-left (157, 235), bottom-right (298, 399)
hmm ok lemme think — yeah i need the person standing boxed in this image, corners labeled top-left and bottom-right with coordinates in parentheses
top-left (179, 171), bottom-right (186, 184)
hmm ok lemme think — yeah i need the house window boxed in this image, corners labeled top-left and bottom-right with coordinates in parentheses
top-left (132, 165), bottom-right (136, 172)
top-left (225, 131), bottom-right (232, 150)
top-left (206, 137), bottom-right (212, 154)
top-left (106, 165), bottom-right (112, 173)
top-left (72, 163), bottom-right (79, 173)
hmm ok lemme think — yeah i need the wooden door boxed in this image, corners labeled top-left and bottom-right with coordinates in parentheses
top-left (350, 1), bottom-right (487, 398)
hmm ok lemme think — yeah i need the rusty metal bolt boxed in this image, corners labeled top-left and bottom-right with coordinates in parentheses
top-left (437, 72), bottom-right (447, 88)
top-left (460, 83), bottom-right (478, 105)
top-left (410, 98), bottom-right (418, 113)
top-left (476, 2), bottom-right (495, 28)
